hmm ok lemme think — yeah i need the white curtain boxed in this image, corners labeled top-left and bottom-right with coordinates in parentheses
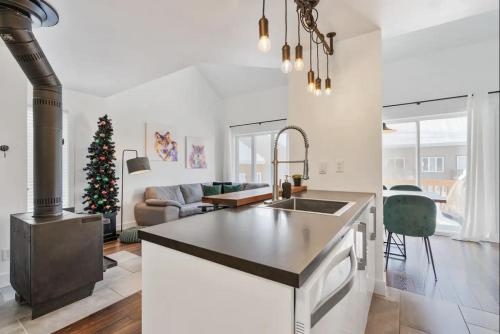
top-left (223, 126), bottom-right (235, 182)
top-left (455, 92), bottom-right (500, 242)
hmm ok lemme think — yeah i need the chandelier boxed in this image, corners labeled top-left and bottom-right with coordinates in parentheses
top-left (258, 0), bottom-right (336, 96)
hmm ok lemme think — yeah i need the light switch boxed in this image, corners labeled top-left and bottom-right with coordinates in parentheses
top-left (336, 160), bottom-right (345, 173)
top-left (319, 161), bottom-right (328, 174)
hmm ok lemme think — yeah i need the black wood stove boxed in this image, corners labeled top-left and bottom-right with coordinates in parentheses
top-left (0, 0), bottom-right (104, 319)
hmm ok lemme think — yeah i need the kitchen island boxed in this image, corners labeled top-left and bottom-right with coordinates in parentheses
top-left (138, 190), bottom-right (376, 334)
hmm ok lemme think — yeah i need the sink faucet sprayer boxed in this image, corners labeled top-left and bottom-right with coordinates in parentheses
top-left (272, 125), bottom-right (309, 201)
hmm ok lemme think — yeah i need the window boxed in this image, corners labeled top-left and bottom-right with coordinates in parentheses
top-left (235, 131), bottom-right (288, 184)
top-left (456, 155), bottom-right (466, 173)
top-left (27, 108), bottom-right (70, 211)
top-left (422, 156), bottom-right (444, 173)
top-left (386, 157), bottom-right (406, 169)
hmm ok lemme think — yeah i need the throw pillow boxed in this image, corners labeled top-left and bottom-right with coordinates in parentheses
top-left (202, 184), bottom-right (222, 196)
top-left (223, 184), bottom-right (241, 193)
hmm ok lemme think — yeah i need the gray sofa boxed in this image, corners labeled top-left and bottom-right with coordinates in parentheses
top-left (134, 182), bottom-right (268, 226)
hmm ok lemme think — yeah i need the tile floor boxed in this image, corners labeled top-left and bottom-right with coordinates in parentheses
top-left (0, 251), bottom-right (142, 334)
top-left (366, 287), bottom-right (500, 334)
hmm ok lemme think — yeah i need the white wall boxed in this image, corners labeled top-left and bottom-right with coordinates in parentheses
top-left (102, 66), bottom-right (224, 227)
top-left (0, 45), bottom-right (28, 286)
top-left (384, 38), bottom-right (499, 107)
top-left (224, 86), bottom-right (288, 126)
top-left (287, 31), bottom-right (385, 290)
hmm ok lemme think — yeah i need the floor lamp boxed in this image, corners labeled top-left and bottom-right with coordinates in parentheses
top-left (120, 149), bottom-right (151, 232)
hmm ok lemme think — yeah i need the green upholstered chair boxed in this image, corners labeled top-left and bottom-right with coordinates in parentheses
top-left (384, 194), bottom-right (437, 280)
top-left (390, 184), bottom-right (423, 191)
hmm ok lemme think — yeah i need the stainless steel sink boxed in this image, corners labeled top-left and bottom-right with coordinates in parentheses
top-left (260, 197), bottom-right (355, 216)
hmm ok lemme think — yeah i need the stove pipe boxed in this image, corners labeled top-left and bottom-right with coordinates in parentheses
top-left (0, 1), bottom-right (62, 217)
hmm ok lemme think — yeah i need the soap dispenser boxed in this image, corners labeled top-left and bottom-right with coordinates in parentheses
top-left (282, 175), bottom-right (292, 199)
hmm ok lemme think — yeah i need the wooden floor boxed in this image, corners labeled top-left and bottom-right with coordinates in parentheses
top-left (57, 236), bottom-right (499, 333)
top-left (386, 235), bottom-right (500, 314)
top-left (54, 293), bottom-right (141, 334)
top-left (103, 239), bottom-right (141, 257)
top-left (56, 240), bottom-right (143, 334)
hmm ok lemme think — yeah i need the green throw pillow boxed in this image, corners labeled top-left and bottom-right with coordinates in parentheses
top-left (223, 184), bottom-right (241, 193)
top-left (202, 184), bottom-right (222, 196)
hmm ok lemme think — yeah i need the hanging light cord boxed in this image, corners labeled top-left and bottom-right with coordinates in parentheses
top-left (316, 40), bottom-right (320, 74)
top-left (309, 32), bottom-right (313, 70)
top-left (284, 0), bottom-right (288, 43)
top-left (326, 54), bottom-right (329, 79)
top-left (297, 10), bottom-right (301, 45)
top-left (262, 0), bottom-right (265, 17)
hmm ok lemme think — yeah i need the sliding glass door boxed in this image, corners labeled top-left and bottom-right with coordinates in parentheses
top-left (383, 116), bottom-right (467, 196)
top-left (382, 122), bottom-right (418, 188)
top-left (419, 117), bottom-right (467, 197)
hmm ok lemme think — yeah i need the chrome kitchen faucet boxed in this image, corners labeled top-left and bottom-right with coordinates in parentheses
top-left (272, 125), bottom-right (310, 202)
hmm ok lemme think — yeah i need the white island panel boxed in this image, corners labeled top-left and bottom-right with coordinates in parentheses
top-left (142, 241), bottom-right (294, 334)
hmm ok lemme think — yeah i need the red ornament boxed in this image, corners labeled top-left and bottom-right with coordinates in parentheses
top-left (102, 191), bottom-right (107, 195)
top-left (99, 156), bottom-right (106, 161)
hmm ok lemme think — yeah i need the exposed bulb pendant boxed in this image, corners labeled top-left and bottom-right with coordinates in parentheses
top-left (325, 77), bottom-right (332, 95)
top-left (307, 70), bottom-right (315, 92)
top-left (325, 53), bottom-right (332, 95)
top-left (257, 0), bottom-right (271, 53)
top-left (315, 78), bottom-right (322, 96)
top-left (294, 10), bottom-right (304, 71)
top-left (281, 44), bottom-right (292, 73)
top-left (294, 44), bottom-right (304, 71)
top-left (281, 0), bottom-right (292, 73)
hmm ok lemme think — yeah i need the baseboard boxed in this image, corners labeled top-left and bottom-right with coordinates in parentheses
top-left (374, 279), bottom-right (387, 296)
top-left (0, 271), bottom-right (9, 288)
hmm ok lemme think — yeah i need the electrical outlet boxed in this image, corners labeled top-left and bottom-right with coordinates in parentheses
top-left (319, 161), bottom-right (328, 174)
top-left (1, 249), bottom-right (10, 262)
top-left (336, 160), bottom-right (345, 173)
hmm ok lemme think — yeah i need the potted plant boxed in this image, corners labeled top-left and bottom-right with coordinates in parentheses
top-left (292, 174), bottom-right (302, 187)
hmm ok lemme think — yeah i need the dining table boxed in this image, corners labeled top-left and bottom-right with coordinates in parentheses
top-left (383, 189), bottom-right (447, 203)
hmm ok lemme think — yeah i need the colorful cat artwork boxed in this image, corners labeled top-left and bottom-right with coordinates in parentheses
top-left (188, 144), bottom-right (207, 169)
top-left (154, 131), bottom-right (178, 161)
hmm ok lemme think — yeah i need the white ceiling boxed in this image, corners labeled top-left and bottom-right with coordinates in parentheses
top-left (196, 64), bottom-right (287, 98)
top-left (384, 10), bottom-right (499, 62)
top-left (30, 0), bottom-right (499, 97)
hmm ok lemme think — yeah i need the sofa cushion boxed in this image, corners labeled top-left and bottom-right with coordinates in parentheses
top-left (222, 184), bottom-right (241, 193)
top-left (202, 184), bottom-right (222, 196)
top-left (144, 185), bottom-right (185, 205)
top-left (180, 183), bottom-right (204, 204)
top-left (145, 199), bottom-right (182, 208)
top-left (241, 183), bottom-right (269, 191)
top-left (179, 202), bottom-right (204, 217)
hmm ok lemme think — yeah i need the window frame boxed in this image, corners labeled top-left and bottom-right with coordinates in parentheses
top-left (234, 130), bottom-right (288, 184)
top-left (421, 156), bottom-right (445, 173)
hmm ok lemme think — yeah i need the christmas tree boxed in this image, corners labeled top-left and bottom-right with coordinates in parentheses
top-left (82, 115), bottom-right (120, 214)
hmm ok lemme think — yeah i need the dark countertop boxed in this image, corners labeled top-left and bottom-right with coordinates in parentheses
top-left (138, 190), bottom-right (375, 288)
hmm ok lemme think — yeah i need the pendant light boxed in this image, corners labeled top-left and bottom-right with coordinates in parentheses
top-left (257, 0), bottom-right (271, 53)
top-left (314, 41), bottom-right (322, 96)
top-left (281, 0), bottom-right (292, 73)
top-left (325, 53), bottom-right (332, 95)
top-left (307, 32), bottom-right (315, 92)
top-left (294, 10), bottom-right (304, 71)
